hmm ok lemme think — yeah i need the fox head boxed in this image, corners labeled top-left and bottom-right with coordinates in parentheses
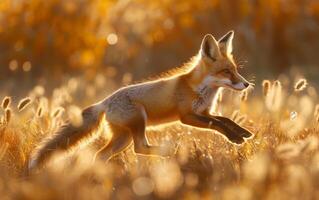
top-left (193, 31), bottom-right (250, 91)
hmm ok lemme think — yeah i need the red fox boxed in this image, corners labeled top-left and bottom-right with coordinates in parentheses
top-left (29, 31), bottom-right (253, 171)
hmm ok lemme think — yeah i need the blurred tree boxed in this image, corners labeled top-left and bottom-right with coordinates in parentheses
top-left (0, 0), bottom-right (113, 78)
top-left (0, 0), bottom-right (318, 81)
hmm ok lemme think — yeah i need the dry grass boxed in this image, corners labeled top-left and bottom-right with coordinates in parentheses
top-left (0, 75), bottom-right (318, 200)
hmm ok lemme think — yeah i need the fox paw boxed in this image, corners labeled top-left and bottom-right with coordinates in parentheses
top-left (238, 128), bottom-right (253, 139)
top-left (227, 135), bottom-right (245, 145)
top-left (214, 116), bottom-right (254, 140)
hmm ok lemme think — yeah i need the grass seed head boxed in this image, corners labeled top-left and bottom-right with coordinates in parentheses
top-left (265, 80), bottom-right (282, 112)
top-left (36, 106), bottom-right (43, 118)
top-left (231, 110), bottom-right (240, 121)
top-left (1, 96), bottom-right (11, 110)
top-left (274, 80), bottom-right (281, 88)
top-left (17, 97), bottom-right (32, 112)
top-left (294, 78), bottom-right (308, 92)
top-left (5, 108), bottom-right (11, 123)
top-left (240, 90), bottom-right (248, 102)
top-left (52, 107), bottom-right (65, 118)
top-left (237, 115), bottom-right (247, 125)
top-left (262, 80), bottom-right (271, 97)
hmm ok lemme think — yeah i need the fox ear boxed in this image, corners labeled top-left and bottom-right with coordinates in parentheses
top-left (218, 30), bottom-right (234, 55)
top-left (200, 34), bottom-right (220, 61)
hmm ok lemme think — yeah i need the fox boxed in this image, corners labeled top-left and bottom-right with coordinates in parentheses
top-left (29, 31), bottom-right (253, 171)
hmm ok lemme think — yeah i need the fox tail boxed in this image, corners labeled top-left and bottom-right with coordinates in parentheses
top-left (28, 103), bottom-right (105, 171)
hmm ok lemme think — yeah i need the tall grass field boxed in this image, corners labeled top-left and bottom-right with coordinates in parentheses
top-left (0, 75), bottom-right (318, 199)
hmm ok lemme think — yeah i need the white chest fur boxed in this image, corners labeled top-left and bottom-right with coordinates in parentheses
top-left (192, 85), bottom-right (220, 114)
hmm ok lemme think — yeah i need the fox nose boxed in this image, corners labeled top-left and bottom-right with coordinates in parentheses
top-left (244, 82), bottom-right (249, 88)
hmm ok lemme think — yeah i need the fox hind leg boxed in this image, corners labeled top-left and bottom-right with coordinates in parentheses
top-left (93, 124), bottom-right (133, 163)
top-left (130, 106), bottom-right (171, 157)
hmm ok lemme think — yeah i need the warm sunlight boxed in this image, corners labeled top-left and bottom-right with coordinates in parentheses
top-left (0, 0), bottom-right (319, 199)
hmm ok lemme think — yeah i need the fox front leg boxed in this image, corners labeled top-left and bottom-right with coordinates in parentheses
top-left (180, 113), bottom-right (249, 144)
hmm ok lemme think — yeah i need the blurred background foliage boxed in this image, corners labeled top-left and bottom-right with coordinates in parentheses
top-left (0, 2), bottom-right (319, 199)
top-left (1, 0), bottom-right (319, 88)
